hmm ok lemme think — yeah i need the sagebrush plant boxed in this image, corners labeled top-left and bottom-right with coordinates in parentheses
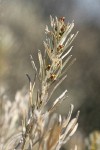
top-left (0, 16), bottom-right (79, 150)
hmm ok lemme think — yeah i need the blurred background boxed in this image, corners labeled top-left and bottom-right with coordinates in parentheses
top-left (0, 0), bottom-right (100, 149)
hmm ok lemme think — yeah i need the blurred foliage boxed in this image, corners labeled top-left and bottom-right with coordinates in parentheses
top-left (85, 131), bottom-right (100, 150)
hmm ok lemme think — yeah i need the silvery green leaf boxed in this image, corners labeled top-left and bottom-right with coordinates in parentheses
top-left (43, 41), bottom-right (51, 60)
top-left (50, 15), bottom-right (54, 28)
top-left (56, 55), bottom-right (72, 79)
top-left (58, 22), bottom-right (74, 46)
top-left (61, 46), bottom-right (73, 59)
top-left (62, 104), bottom-right (74, 128)
top-left (62, 55), bottom-right (72, 69)
top-left (69, 123), bottom-right (78, 137)
top-left (49, 89), bottom-right (67, 112)
top-left (61, 111), bottom-right (79, 141)
top-left (30, 55), bottom-right (37, 73)
top-left (64, 31), bottom-right (79, 50)
top-left (38, 50), bottom-right (44, 80)
top-left (47, 74), bottom-right (67, 102)
top-left (60, 58), bottom-right (76, 78)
